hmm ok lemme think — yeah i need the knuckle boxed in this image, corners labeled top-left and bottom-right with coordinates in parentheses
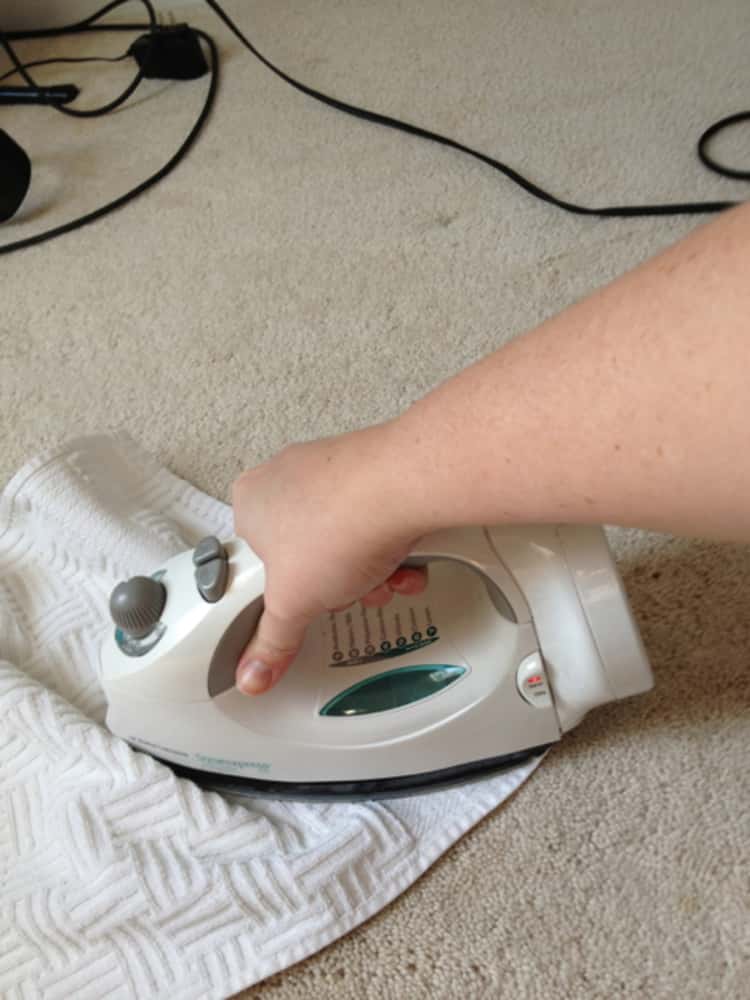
top-left (257, 638), bottom-right (300, 660)
top-left (361, 557), bottom-right (395, 588)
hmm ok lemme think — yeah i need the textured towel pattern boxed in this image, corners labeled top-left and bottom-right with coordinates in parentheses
top-left (0, 435), bottom-right (539, 999)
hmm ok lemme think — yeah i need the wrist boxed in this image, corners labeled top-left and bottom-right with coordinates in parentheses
top-left (346, 416), bottom-right (439, 544)
top-left (364, 409), bottom-right (457, 540)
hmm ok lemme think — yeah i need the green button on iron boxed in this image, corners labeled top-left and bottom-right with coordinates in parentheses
top-left (320, 665), bottom-right (466, 717)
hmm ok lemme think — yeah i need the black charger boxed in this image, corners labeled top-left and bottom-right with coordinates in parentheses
top-left (130, 24), bottom-right (208, 80)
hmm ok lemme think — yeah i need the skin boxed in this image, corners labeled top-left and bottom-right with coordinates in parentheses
top-left (232, 201), bottom-right (750, 695)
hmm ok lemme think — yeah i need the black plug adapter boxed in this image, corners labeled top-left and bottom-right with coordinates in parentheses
top-left (130, 25), bottom-right (208, 80)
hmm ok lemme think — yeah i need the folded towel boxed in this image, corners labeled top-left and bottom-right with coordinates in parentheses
top-left (0, 434), bottom-right (541, 999)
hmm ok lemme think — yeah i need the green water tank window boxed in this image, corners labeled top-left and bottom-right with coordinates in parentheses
top-left (320, 665), bottom-right (465, 717)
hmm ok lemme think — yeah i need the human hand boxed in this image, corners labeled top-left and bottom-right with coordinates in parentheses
top-left (232, 424), bottom-right (427, 695)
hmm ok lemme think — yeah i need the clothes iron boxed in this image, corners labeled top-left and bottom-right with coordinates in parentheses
top-left (100, 525), bottom-right (653, 799)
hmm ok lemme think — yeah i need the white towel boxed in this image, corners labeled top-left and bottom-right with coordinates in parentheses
top-left (0, 434), bottom-right (542, 999)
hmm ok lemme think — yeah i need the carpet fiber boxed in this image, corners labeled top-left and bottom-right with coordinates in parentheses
top-left (2, 1), bottom-right (749, 997)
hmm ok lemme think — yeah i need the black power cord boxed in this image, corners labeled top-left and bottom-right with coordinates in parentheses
top-left (0, 0), bottom-right (217, 255)
top-left (0, 33), bottom-right (143, 118)
top-left (204, 0), bottom-right (746, 219)
top-left (0, 0), bottom-right (155, 117)
top-left (0, 52), bottom-right (132, 86)
top-left (2, 0), bottom-right (159, 42)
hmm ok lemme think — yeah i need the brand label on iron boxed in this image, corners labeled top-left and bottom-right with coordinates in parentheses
top-left (193, 753), bottom-right (271, 774)
top-left (128, 738), bottom-right (272, 775)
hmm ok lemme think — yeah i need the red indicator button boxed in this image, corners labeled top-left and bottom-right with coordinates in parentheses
top-left (516, 653), bottom-right (552, 708)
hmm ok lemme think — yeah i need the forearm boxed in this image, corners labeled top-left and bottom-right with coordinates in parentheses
top-left (392, 203), bottom-right (750, 541)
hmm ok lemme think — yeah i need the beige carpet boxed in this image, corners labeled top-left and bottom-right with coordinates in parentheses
top-left (2, 2), bottom-right (749, 997)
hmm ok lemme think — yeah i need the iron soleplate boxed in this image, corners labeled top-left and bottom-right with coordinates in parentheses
top-left (153, 743), bottom-right (554, 801)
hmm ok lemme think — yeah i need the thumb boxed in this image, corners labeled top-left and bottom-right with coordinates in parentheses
top-left (235, 605), bottom-right (311, 695)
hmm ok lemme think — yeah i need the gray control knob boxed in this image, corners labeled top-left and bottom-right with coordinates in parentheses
top-left (110, 576), bottom-right (167, 638)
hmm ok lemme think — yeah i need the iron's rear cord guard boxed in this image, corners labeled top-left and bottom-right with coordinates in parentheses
top-left (0, 0), bottom-right (747, 257)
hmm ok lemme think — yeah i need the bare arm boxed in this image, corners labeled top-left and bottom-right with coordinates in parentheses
top-left (394, 202), bottom-right (750, 540)
top-left (233, 204), bottom-right (750, 692)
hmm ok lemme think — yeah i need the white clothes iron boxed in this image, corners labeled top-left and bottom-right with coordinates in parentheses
top-left (100, 525), bottom-right (653, 799)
